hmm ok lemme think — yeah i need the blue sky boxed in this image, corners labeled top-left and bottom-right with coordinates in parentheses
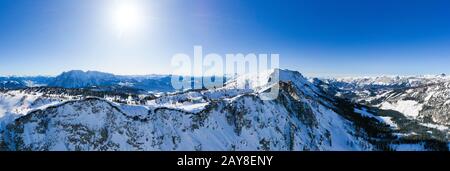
top-left (1, 0), bottom-right (450, 77)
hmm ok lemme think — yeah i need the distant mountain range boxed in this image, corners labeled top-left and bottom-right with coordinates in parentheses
top-left (0, 70), bottom-right (175, 92)
top-left (322, 74), bottom-right (450, 127)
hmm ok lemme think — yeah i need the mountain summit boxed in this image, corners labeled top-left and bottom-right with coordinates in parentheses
top-left (49, 70), bottom-right (118, 88)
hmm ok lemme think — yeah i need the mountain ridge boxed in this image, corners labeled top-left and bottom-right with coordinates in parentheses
top-left (0, 69), bottom-right (449, 151)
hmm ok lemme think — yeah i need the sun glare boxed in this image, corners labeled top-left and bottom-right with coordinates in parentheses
top-left (111, 1), bottom-right (145, 37)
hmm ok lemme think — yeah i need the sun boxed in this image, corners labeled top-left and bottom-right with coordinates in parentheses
top-left (111, 1), bottom-right (145, 37)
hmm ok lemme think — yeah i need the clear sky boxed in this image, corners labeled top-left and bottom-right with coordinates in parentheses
top-left (1, 0), bottom-right (450, 77)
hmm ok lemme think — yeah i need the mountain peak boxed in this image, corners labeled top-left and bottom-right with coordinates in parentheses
top-left (60, 70), bottom-right (115, 77)
top-left (49, 70), bottom-right (118, 88)
top-left (223, 68), bottom-right (318, 96)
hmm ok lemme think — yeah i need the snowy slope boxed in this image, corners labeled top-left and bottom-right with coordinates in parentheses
top-left (324, 75), bottom-right (450, 126)
top-left (0, 90), bottom-right (62, 130)
top-left (320, 75), bottom-right (450, 151)
top-left (0, 69), bottom-right (376, 151)
top-left (1, 69), bottom-right (448, 151)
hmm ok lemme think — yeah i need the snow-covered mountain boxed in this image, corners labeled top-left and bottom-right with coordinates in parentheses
top-left (0, 70), bottom-right (175, 92)
top-left (48, 70), bottom-right (118, 88)
top-left (320, 75), bottom-right (450, 150)
top-left (0, 76), bottom-right (53, 89)
top-left (331, 74), bottom-right (449, 87)
top-left (0, 69), bottom-right (375, 151)
top-left (323, 75), bottom-right (450, 124)
top-left (49, 70), bottom-right (176, 92)
top-left (0, 69), bottom-right (448, 151)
